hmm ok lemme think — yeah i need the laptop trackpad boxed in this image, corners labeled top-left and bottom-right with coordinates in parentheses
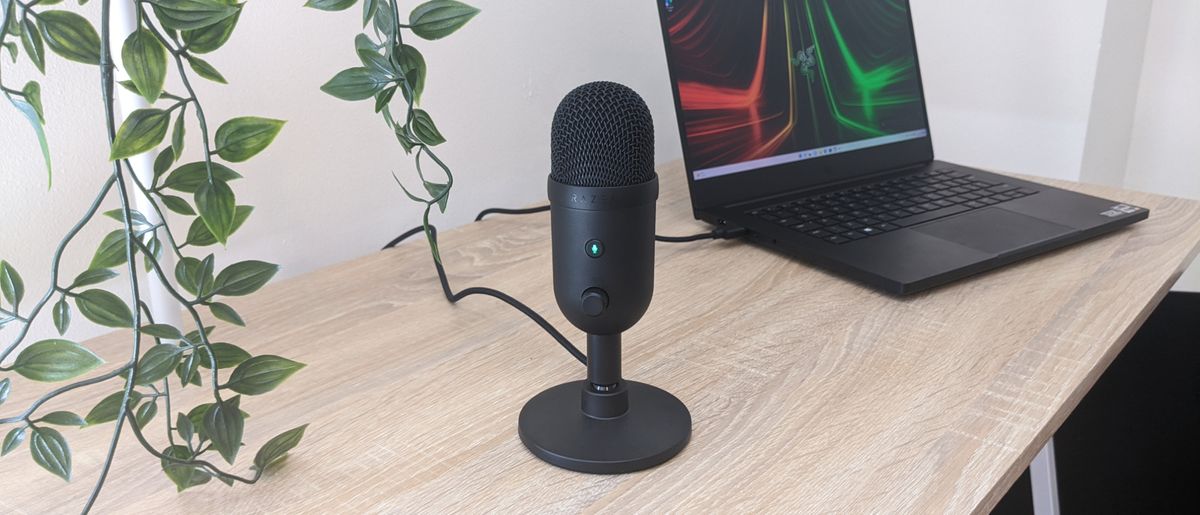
top-left (912, 208), bottom-right (1073, 255)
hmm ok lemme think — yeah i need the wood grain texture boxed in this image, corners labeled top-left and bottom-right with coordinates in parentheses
top-left (2, 161), bottom-right (1199, 514)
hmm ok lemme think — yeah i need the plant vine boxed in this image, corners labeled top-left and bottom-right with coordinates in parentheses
top-left (1, 0), bottom-right (307, 511)
top-left (311, 0), bottom-right (479, 261)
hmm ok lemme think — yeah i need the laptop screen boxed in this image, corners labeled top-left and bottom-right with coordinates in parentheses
top-left (662, 0), bottom-right (929, 181)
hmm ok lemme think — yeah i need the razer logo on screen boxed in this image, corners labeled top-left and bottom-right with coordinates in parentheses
top-left (664, 0), bottom-right (674, 12)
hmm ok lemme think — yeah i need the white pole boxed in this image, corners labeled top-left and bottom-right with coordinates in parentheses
top-left (110, 4), bottom-right (184, 331)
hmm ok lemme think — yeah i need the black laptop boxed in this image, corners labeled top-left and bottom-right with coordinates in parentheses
top-left (655, 0), bottom-right (1148, 295)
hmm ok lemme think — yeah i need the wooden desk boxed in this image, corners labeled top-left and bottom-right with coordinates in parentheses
top-left (4, 161), bottom-right (1200, 513)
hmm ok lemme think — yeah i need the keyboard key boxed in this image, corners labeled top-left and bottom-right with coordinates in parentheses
top-left (792, 222), bottom-right (821, 232)
top-left (825, 235), bottom-right (850, 244)
top-left (877, 222), bottom-right (899, 231)
top-left (893, 205), bottom-right (970, 227)
top-left (807, 229), bottom-right (831, 238)
top-left (964, 200), bottom-right (985, 209)
top-left (841, 231), bottom-right (867, 240)
top-left (987, 184), bottom-right (1019, 194)
top-left (860, 227), bottom-right (883, 236)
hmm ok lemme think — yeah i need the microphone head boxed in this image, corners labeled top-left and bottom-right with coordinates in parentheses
top-left (550, 81), bottom-right (655, 187)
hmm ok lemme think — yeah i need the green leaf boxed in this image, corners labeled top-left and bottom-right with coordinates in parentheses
top-left (12, 339), bottom-right (103, 382)
top-left (37, 10), bottom-right (101, 65)
top-left (89, 230), bottom-right (129, 269)
top-left (143, 235), bottom-right (163, 273)
top-left (0, 377), bottom-right (9, 406)
top-left (357, 48), bottom-right (396, 79)
top-left (5, 90), bottom-right (52, 185)
top-left (134, 399), bottom-right (158, 428)
top-left (2, 41), bottom-right (16, 63)
top-left (134, 344), bottom-right (183, 384)
top-left (84, 390), bottom-right (144, 425)
top-left (353, 33), bottom-right (378, 53)
top-left (226, 355), bottom-right (305, 396)
top-left (174, 257), bottom-right (202, 297)
top-left (320, 67), bottom-right (389, 101)
top-left (195, 179), bottom-right (237, 245)
top-left (423, 180), bottom-right (449, 213)
top-left (19, 19), bottom-right (44, 73)
top-left (103, 208), bottom-right (151, 227)
top-left (75, 289), bottom-right (134, 328)
top-left (161, 161), bottom-right (241, 193)
top-left (161, 444), bottom-right (211, 492)
top-left (176, 413), bottom-right (194, 442)
top-left (176, 351), bottom-right (201, 387)
top-left (204, 396), bottom-right (244, 464)
top-left (70, 268), bottom-right (118, 289)
top-left (20, 81), bottom-right (43, 123)
top-left (186, 54), bottom-right (227, 83)
top-left (29, 427), bottom-right (71, 481)
top-left (208, 301), bottom-right (244, 326)
top-left (185, 205), bottom-right (252, 246)
top-left (40, 411), bottom-right (85, 426)
top-left (213, 260), bottom-right (279, 297)
top-left (110, 108), bottom-right (170, 160)
top-left (149, 0), bottom-right (240, 30)
top-left (362, 0), bottom-right (377, 26)
top-left (2, 427), bottom-right (24, 456)
top-left (153, 147), bottom-right (176, 180)
top-left (196, 342), bottom-right (250, 369)
top-left (141, 323), bottom-right (183, 340)
top-left (253, 424), bottom-right (308, 472)
top-left (409, 0), bottom-right (478, 40)
top-left (121, 29), bottom-right (167, 103)
top-left (0, 260), bottom-right (24, 308)
top-left (171, 108), bottom-right (186, 157)
top-left (160, 194), bottom-right (196, 216)
top-left (304, 0), bottom-right (357, 11)
top-left (411, 109), bottom-right (445, 146)
top-left (372, 0), bottom-right (393, 35)
top-left (181, 2), bottom-right (240, 53)
top-left (373, 85), bottom-right (396, 113)
top-left (214, 116), bottom-right (285, 163)
top-left (52, 297), bottom-right (70, 335)
top-left (395, 44), bottom-right (426, 104)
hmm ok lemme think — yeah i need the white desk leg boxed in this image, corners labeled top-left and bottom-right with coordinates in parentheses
top-left (1030, 437), bottom-right (1061, 515)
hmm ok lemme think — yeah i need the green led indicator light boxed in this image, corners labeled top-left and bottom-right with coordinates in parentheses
top-left (585, 239), bottom-right (604, 258)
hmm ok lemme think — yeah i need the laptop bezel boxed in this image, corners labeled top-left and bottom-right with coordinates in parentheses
top-left (655, 0), bottom-right (937, 211)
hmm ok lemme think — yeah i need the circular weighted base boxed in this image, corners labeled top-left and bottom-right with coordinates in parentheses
top-left (518, 380), bottom-right (691, 474)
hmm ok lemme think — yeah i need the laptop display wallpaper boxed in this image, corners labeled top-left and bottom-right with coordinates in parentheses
top-left (664, 0), bottom-right (929, 177)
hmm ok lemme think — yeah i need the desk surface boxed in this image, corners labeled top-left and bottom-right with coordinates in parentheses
top-left (4, 161), bottom-right (1200, 513)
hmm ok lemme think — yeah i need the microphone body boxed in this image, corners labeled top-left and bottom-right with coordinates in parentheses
top-left (518, 81), bottom-right (690, 475)
top-left (548, 177), bottom-right (657, 336)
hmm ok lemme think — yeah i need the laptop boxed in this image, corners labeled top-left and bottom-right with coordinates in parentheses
top-left (655, 0), bottom-right (1148, 295)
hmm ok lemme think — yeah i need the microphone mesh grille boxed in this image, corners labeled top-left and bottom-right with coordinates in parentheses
top-left (550, 81), bottom-right (656, 187)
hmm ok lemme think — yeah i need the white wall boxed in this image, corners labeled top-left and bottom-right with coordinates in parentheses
top-left (2, 0), bottom-right (1196, 349)
top-left (1122, 0), bottom-right (1200, 291)
top-left (911, 0), bottom-right (1108, 182)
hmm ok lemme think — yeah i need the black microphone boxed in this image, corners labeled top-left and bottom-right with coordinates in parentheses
top-left (518, 81), bottom-right (691, 474)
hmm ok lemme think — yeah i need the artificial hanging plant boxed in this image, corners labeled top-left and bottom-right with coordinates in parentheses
top-left (1, 0), bottom-right (306, 511)
top-left (311, 0), bottom-right (479, 259)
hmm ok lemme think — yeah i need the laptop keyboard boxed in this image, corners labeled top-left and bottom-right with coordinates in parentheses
top-left (747, 168), bottom-right (1039, 245)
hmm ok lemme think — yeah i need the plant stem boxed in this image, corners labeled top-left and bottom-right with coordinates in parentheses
top-left (84, 2), bottom-right (145, 511)
top-left (0, 176), bottom-right (116, 364)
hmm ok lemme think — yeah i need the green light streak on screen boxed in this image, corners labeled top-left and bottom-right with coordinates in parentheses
top-left (801, 0), bottom-right (919, 138)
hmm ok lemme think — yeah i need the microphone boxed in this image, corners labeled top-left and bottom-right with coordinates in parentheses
top-left (518, 81), bottom-right (691, 474)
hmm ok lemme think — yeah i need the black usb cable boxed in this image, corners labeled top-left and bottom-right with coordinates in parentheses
top-left (385, 205), bottom-right (747, 365)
